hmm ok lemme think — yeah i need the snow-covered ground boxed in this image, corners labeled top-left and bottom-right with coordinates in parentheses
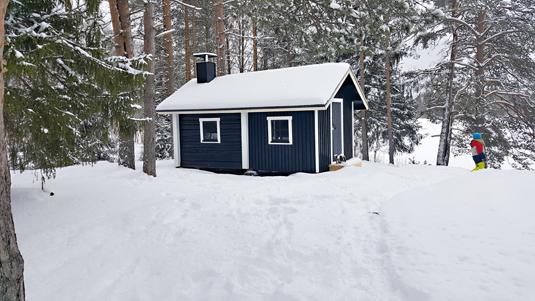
top-left (11, 121), bottom-right (535, 300)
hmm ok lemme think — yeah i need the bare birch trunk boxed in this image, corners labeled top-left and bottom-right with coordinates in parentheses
top-left (0, 0), bottom-right (26, 299)
top-left (359, 38), bottom-right (369, 161)
top-left (215, 0), bottom-right (226, 75)
top-left (143, 2), bottom-right (156, 177)
top-left (117, 0), bottom-right (136, 170)
top-left (437, 1), bottom-right (458, 166)
top-left (163, 0), bottom-right (175, 96)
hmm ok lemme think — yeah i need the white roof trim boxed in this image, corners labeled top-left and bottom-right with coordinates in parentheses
top-left (322, 69), bottom-right (369, 110)
top-left (157, 105), bottom-right (328, 115)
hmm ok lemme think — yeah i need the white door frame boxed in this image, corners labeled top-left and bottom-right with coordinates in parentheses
top-left (330, 98), bottom-right (344, 163)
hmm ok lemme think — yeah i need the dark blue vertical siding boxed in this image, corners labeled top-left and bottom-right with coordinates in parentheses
top-left (249, 111), bottom-right (315, 174)
top-left (334, 76), bottom-right (362, 160)
top-left (180, 113), bottom-right (242, 169)
top-left (342, 85), bottom-right (358, 159)
top-left (318, 107), bottom-right (331, 172)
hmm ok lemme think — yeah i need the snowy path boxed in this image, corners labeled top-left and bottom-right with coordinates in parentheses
top-left (11, 161), bottom-right (535, 300)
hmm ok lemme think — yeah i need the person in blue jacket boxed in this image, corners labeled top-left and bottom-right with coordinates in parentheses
top-left (471, 133), bottom-right (486, 171)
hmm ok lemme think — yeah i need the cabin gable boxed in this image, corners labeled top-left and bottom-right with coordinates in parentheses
top-left (333, 75), bottom-right (364, 160)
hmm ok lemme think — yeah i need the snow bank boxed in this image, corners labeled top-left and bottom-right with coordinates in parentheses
top-left (11, 160), bottom-right (535, 300)
top-left (383, 169), bottom-right (535, 300)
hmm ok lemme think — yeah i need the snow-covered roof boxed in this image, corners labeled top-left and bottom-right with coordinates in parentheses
top-left (156, 63), bottom-right (367, 113)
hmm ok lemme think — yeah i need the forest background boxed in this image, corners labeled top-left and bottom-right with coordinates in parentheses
top-left (4, 0), bottom-right (535, 175)
top-left (0, 0), bottom-right (534, 299)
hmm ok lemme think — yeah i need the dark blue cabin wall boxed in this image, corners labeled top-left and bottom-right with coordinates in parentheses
top-left (179, 113), bottom-right (242, 169)
top-left (249, 111), bottom-right (315, 174)
top-left (334, 76), bottom-right (363, 160)
top-left (343, 85), bottom-right (357, 159)
top-left (318, 107), bottom-right (331, 172)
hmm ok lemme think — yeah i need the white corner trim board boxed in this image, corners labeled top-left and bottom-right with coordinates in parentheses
top-left (241, 112), bottom-right (249, 169)
top-left (173, 114), bottom-right (181, 167)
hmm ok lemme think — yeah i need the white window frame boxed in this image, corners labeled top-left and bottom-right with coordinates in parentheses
top-left (267, 116), bottom-right (293, 145)
top-left (199, 118), bottom-right (221, 143)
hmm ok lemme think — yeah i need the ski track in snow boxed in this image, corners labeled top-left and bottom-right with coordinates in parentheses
top-left (10, 161), bottom-right (535, 300)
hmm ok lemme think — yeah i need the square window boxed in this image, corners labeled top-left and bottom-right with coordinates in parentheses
top-left (271, 120), bottom-right (289, 143)
top-left (268, 116), bottom-right (292, 145)
top-left (200, 118), bottom-right (220, 143)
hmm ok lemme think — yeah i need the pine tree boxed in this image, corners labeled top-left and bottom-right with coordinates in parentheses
top-left (4, 0), bottom-right (145, 177)
top-left (115, 0), bottom-right (138, 170)
top-left (357, 51), bottom-right (422, 162)
top-left (418, 0), bottom-right (535, 169)
top-left (1, 0), bottom-right (25, 299)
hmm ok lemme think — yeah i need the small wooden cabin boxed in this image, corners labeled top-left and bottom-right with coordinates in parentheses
top-left (156, 56), bottom-right (368, 175)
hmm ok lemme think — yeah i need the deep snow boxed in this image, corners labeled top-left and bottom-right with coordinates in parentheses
top-left (10, 122), bottom-right (535, 301)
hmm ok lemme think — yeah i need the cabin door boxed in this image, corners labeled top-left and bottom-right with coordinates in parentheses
top-left (331, 99), bottom-right (344, 162)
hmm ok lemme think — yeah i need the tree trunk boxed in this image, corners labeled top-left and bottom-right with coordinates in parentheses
top-left (192, 9), bottom-right (196, 79)
top-left (239, 20), bottom-right (244, 73)
top-left (143, 2), bottom-right (156, 177)
top-left (109, 0), bottom-right (125, 56)
top-left (359, 38), bottom-right (369, 161)
top-left (215, 0), bottom-right (226, 75)
top-left (474, 11), bottom-right (486, 135)
top-left (205, 21), bottom-right (210, 53)
top-left (117, 0), bottom-right (136, 170)
top-left (184, 2), bottom-right (192, 82)
top-left (226, 35), bottom-right (231, 75)
top-left (116, 0), bottom-right (134, 59)
top-left (284, 25), bottom-right (292, 67)
top-left (163, 0), bottom-right (175, 96)
top-left (253, 21), bottom-right (258, 71)
top-left (385, 22), bottom-right (394, 165)
top-left (0, 0), bottom-right (26, 299)
top-left (437, 0), bottom-right (458, 166)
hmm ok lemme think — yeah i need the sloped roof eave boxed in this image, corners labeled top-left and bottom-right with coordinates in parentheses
top-left (156, 103), bottom-right (330, 115)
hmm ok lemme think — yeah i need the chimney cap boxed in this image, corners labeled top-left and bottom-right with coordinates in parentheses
top-left (193, 52), bottom-right (217, 62)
